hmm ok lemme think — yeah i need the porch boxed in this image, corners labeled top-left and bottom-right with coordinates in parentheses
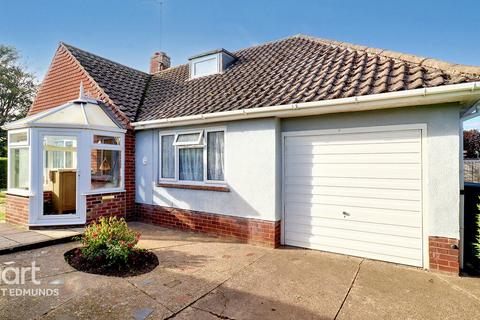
top-left (2, 90), bottom-right (127, 227)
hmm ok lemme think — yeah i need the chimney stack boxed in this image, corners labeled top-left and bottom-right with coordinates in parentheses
top-left (150, 52), bottom-right (170, 74)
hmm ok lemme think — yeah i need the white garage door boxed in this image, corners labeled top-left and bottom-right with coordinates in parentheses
top-left (283, 128), bottom-right (424, 267)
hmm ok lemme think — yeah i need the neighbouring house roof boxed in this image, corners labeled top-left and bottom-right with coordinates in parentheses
top-left (60, 35), bottom-right (480, 123)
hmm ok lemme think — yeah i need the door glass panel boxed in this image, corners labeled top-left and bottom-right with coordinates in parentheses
top-left (42, 135), bottom-right (77, 215)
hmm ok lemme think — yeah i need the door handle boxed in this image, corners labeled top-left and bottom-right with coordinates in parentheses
top-left (342, 211), bottom-right (350, 217)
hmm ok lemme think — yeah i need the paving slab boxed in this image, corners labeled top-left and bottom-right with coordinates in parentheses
top-left (130, 222), bottom-right (236, 250)
top-left (0, 222), bottom-right (82, 254)
top-left (41, 275), bottom-right (171, 320)
top-left (336, 259), bottom-right (480, 320)
top-left (0, 242), bottom-right (78, 281)
top-left (129, 241), bottom-right (268, 313)
top-left (0, 222), bottom-right (478, 319)
top-left (182, 247), bottom-right (361, 320)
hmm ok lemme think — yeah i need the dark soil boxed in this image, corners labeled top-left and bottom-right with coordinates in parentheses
top-left (64, 248), bottom-right (159, 277)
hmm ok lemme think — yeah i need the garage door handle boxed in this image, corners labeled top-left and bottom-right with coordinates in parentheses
top-left (342, 211), bottom-right (350, 217)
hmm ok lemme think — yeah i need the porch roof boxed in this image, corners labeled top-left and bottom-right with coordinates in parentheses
top-left (3, 99), bottom-right (125, 132)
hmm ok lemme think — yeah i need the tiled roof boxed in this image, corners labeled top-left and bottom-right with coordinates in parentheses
top-left (136, 35), bottom-right (480, 121)
top-left (64, 35), bottom-right (480, 123)
top-left (61, 43), bottom-right (151, 120)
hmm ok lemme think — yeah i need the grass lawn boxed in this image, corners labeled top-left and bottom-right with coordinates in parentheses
top-left (0, 190), bottom-right (5, 221)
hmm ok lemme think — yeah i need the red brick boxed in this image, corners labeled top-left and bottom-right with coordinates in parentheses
top-left (135, 203), bottom-right (280, 248)
top-left (5, 194), bottom-right (29, 226)
top-left (428, 236), bottom-right (459, 275)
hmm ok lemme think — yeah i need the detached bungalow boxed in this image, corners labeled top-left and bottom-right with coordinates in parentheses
top-left (4, 35), bottom-right (480, 274)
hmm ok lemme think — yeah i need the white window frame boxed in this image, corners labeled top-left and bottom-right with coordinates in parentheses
top-left (87, 130), bottom-right (125, 193)
top-left (8, 129), bottom-right (29, 147)
top-left (189, 54), bottom-right (220, 79)
top-left (159, 133), bottom-right (176, 182)
top-left (172, 131), bottom-right (204, 146)
top-left (7, 129), bottom-right (31, 195)
top-left (158, 127), bottom-right (226, 186)
top-left (204, 128), bottom-right (226, 183)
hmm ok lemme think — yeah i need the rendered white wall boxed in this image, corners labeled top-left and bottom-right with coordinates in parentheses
top-left (136, 104), bottom-right (462, 238)
top-left (136, 118), bottom-right (280, 221)
top-left (282, 104), bottom-right (462, 239)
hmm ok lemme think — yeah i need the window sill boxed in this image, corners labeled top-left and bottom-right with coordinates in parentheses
top-left (157, 182), bottom-right (230, 192)
top-left (7, 189), bottom-right (34, 197)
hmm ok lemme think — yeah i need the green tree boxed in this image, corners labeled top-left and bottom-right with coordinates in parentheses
top-left (0, 45), bottom-right (37, 156)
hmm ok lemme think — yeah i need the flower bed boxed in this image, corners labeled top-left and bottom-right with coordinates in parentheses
top-left (64, 216), bottom-right (158, 277)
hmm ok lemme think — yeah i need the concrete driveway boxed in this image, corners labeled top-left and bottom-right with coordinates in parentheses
top-left (0, 222), bottom-right (479, 319)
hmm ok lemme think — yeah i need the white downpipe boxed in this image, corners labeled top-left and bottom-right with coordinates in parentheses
top-left (132, 82), bottom-right (480, 130)
top-left (460, 120), bottom-right (465, 270)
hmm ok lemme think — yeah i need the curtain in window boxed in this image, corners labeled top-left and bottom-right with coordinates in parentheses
top-left (179, 148), bottom-right (203, 181)
top-left (207, 131), bottom-right (224, 181)
top-left (161, 135), bottom-right (175, 179)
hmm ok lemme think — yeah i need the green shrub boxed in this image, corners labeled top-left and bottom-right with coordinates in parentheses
top-left (0, 157), bottom-right (6, 189)
top-left (79, 216), bottom-right (140, 266)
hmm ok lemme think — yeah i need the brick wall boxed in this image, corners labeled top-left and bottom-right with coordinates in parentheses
top-left (429, 236), bottom-right (460, 274)
top-left (125, 130), bottom-right (135, 219)
top-left (29, 45), bottom-right (105, 116)
top-left (136, 203), bottom-right (280, 247)
top-left (86, 192), bottom-right (126, 223)
top-left (6, 194), bottom-right (29, 226)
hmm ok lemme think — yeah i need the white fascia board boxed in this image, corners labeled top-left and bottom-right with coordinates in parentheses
top-left (4, 122), bottom-right (126, 133)
top-left (132, 82), bottom-right (480, 130)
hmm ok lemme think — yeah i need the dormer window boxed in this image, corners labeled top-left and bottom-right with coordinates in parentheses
top-left (189, 49), bottom-right (236, 79)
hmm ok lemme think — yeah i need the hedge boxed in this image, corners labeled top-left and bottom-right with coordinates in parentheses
top-left (0, 157), bottom-right (6, 189)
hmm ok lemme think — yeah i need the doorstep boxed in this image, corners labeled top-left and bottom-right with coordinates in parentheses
top-left (0, 221), bottom-right (83, 255)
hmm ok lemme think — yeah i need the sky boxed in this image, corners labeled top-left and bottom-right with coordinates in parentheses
top-left (1, 0), bottom-right (479, 127)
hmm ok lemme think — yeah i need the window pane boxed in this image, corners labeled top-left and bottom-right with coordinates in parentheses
top-left (193, 57), bottom-right (217, 77)
top-left (176, 132), bottom-right (201, 144)
top-left (207, 131), bottom-right (224, 181)
top-left (43, 137), bottom-right (77, 186)
top-left (91, 149), bottom-right (121, 189)
top-left (93, 135), bottom-right (120, 145)
top-left (179, 148), bottom-right (203, 181)
top-left (161, 135), bottom-right (175, 179)
top-left (10, 132), bottom-right (28, 144)
top-left (10, 148), bottom-right (29, 190)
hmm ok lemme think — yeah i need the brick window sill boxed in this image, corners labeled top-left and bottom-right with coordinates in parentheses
top-left (157, 182), bottom-right (230, 192)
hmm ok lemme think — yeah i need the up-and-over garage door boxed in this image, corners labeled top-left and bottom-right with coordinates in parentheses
top-left (283, 128), bottom-right (424, 267)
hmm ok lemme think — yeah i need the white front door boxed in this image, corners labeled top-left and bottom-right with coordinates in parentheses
top-left (34, 130), bottom-right (86, 225)
top-left (282, 126), bottom-right (424, 267)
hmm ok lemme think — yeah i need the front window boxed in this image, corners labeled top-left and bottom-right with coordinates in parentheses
top-left (10, 148), bottom-right (29, 190)
top-left (161, 135), bottom-right (175, 179)
top-left (179, 148), bottom-right (204, 181)
top-left (91, 134), bottom-right (122, 190)
top-left (207, 131), bottom-right (224, 181)
top-left (160, 129), bottom-right (225, 184)
top-left (8, 130), bottom-right (30, 191)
